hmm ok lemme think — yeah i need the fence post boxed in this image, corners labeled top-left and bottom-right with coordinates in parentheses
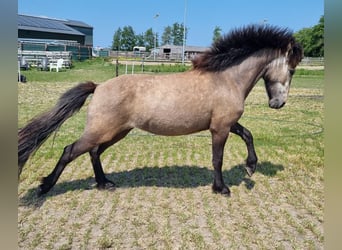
top-left (131, 61), bottom-right (135, 75)
top-left (115, 58), bottom-right (119, 77)
top-left (18, 60), bottom-right (21, 83)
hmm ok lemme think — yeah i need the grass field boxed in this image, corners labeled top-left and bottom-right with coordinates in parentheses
top-left (18, 61), bottom-right (324, 249)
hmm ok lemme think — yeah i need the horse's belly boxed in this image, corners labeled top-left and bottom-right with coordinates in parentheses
top-left (134, 112), bottom-right (210, 136)
top-left (132, 83), bottom-right (213, 135)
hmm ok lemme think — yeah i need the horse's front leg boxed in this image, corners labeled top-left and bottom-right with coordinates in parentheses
top-left (230, 122), bottom-right (258, 177)
top-left (210, 129), bottom-right (230, 196)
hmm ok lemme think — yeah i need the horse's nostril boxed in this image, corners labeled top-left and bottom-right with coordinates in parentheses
top-left (269, 99), bottom-right (285, 109)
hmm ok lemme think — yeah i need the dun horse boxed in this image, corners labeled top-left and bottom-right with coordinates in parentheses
top-left (18, 25), bottom-right (303, 196)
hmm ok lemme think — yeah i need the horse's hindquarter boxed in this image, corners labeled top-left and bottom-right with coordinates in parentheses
top-left (85, 78), bottom-right (137, 141)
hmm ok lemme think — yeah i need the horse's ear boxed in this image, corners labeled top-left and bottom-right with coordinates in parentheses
top-left (288, 42), bottom-right (304, 67)
top-left (294, 42), bottom-right (304, 58)
top-left (285, 39), bottom-right (295, 55)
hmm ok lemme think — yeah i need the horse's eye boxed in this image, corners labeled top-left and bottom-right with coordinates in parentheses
top-left (289, 69), bottom-right (295, 75)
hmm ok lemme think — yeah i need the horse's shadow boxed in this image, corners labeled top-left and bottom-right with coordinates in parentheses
top-left (19, 161), bottom-right (284, 207)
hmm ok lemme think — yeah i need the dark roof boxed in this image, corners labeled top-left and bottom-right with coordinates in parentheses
top-left (18, 14), bottom-right (91, 36)
top-left (62, 19), bottom-right (92, 28)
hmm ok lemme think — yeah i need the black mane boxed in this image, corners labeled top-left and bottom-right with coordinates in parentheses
top-left (192, 24), bottom-right (300, 72)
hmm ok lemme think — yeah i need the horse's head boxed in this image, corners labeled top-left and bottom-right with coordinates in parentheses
top-left (263, 42), bottom-right (303, 109)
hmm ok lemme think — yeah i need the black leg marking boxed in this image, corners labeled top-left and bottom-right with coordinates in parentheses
top-left (211, 129), bottom-right (231, 197)
top-left (88, 129), bottom-right (132, 191)
top-left (38, 139), bottom-right (95, 196)
top-left (231, 123), bottom-right (258, 176)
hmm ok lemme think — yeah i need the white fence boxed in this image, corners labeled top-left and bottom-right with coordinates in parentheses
top-left (300, 57), bottom-right (324, 66)
top-left (18, 50), bottom-right (72, 69)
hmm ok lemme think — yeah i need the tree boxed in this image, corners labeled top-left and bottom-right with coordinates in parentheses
top-left (144, 28), bottom-right (157, 51)
top-left (112, 27), bottom-right (122, 50)
top-left (161, 26), bottom-right (172, 45)
top-left (112, 22), bottom-right (189, 51)
top-left (120, 26), bottom-right (136, 51)
top-left (294, 16), bottom-right (324, 57)
top-left (172, 22), bottom-right (186, 46)
top-left (311, 16), bottom-right (324, 57)
top-left (294, 28), bottom-right (312, 56)
top-left (161, 22), bottom-right (188, 46)
top-left (212, 26), bottom-right (222, 43)
top-left (135, 33), bottom-right (145, 47)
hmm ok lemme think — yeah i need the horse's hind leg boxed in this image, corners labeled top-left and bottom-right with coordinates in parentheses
top-left (38, 138), bottom-right (96, 196)
top-left (89, 145), bottom-right (115, 190)
top-left (89, 129), bottom-right (132, 190)
top-left (230, 123), bottom-right (258, 176)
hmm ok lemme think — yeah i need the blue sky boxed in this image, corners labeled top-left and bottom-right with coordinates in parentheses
top-left (18, 0), bottom-right (324, 48)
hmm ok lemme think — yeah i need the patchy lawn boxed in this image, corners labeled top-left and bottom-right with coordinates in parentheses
top-left (18, 72), bottom-right (323, 249)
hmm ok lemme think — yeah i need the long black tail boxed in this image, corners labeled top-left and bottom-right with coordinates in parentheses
top-left (18, 81), bottom-right (98, 178)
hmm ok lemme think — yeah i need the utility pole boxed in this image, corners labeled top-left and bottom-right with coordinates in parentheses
top-left (154, 13), bottom-right (159, 61)
top-left (181, 0), bottom-right (187, 64)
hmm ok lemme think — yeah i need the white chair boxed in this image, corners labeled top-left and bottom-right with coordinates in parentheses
top-left (49, 58), bottom-right (64, 72)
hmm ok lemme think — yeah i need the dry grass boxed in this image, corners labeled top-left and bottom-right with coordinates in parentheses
top-left (18, 73), bottom-right (323, 249)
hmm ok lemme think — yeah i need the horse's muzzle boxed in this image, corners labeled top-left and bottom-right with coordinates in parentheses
top-left (269, 98), bottom-right (285, 109)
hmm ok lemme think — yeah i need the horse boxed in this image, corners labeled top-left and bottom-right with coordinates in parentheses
top-left (18, 25), bottom-right (303, 197)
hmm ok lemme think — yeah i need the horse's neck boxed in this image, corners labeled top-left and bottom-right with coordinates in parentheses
top-left (223, 49), bottom-right (279, 98)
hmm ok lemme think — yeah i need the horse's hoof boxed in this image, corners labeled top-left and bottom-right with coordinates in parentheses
top-left (37, 184), bottom-right (48, 196)
top-left (96, 180), bottom-right (116, 191)
top-left (220, 186), bottom-right (231, 197)
top-left (212, 184), bottom-right (231, 197)
top-left (245, 162), bottom-right (257, 177)
top-left (245, 166), bottom-right (255, 177)
top-left (37, 178), bottom-right (50, 196)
